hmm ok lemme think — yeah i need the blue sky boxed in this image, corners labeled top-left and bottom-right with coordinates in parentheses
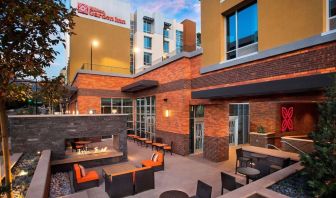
top-left (46, 0), bottom-right (201, 77)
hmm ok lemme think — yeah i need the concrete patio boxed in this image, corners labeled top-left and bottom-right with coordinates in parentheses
top-left (70, 140), bottom-right (246, 198)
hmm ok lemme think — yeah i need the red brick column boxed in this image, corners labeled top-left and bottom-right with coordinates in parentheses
top-left (203, 103), bottom-right (229, 162)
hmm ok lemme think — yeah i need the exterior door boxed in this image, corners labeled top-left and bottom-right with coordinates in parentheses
top-left (229, 116), bottom-right (239, 145)
top-left (194, 118), bottom-right (204, 153)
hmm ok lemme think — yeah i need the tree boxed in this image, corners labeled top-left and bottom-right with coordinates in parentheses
top-left (300, 75), bottom-right (336, 197)
top-left (0, 1), bottom-right (75, 197)
top-left (39, 75), bottom-right (68, 114)
top-left (196, 32), bottom-right (201, 47)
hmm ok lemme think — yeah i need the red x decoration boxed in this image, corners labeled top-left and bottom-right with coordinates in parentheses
top-left (281, 107), bottom-right (293, 132)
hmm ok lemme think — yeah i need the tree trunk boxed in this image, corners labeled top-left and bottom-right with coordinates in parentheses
top-left (0, 98), bottom-right (12, 198)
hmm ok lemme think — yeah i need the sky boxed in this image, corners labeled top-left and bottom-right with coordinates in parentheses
top-left (45, 0), bottom-right (201, 77)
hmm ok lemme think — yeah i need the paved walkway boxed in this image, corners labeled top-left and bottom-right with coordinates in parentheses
top-left (82, 140), bottom-right (245, 198)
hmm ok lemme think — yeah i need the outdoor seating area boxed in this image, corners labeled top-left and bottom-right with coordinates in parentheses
top-left (127, 133), bottom-right (174, 155)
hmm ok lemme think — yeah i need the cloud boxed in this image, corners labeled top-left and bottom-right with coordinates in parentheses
top-left (131, 0), bottom-right (186, 15)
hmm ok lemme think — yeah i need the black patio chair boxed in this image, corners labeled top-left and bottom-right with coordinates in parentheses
top-left (250, 158), bottom-right (270, 181)
top-left (235, 148), bottom-right (252, 173)
top-left (163, 141), bottom-right (173, 155)
top-left (220, 172), bottom-right (243, 195)
top-left (134, 167), bottom-right (155, 193)
top-left (190, 180), bottom-right (212, 198)
top-left (105, 172), bottom-right (134, 198)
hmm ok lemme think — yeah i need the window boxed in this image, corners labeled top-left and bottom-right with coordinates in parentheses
top-left (163, 41), bottom-right (169, 53)
top-left (176, 30), bottom-right (183, 53)
top-left (163, 28), bottom-right (169, 38)
top-left (226, 2), bottom-right (258, 60)
top-left (101, 98), bottom-right (134, 129)
top-left (329, 0), bottom-right (336, 31)
top-left (136, 96), bottom-right (155, 139)
top-left (143, 20), bottom-right (152, 33)
top-left (144, 36), bottom-right (152, 49)
top-left (144, 52), bottom-right (152, 66)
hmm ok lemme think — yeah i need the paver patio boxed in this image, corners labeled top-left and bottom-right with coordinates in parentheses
top-left (77, 140), bottom-right (245, 198)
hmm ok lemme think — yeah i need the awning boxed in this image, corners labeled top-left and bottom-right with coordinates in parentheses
top-left (121, 80), bottom-right (158, 93)
top-left (192, 73), bottom-right (335, 99)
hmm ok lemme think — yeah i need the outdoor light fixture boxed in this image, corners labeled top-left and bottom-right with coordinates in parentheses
top-left (165, 109), bottom-right (170, 117)
top-left (89, 109), bottom-right (94, 114)
top-left (133, 47), bottom-right (140, 53)
top-left (112, 109), bottom-right (117, 114)
top-left (90, 39), bottom-right (99, 70)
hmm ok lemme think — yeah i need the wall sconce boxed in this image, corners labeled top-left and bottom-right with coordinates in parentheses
top-left (165, 109), bottom-right (170, 117)
top-left (112, 109), bottom-right (117, 114)
top-left (163, 98), bottom-right (168, 102)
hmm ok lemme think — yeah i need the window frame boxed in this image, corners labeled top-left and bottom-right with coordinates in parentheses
top-left (144, 36), bottom-right (152, 49)
top-left (328, 0), bottom-right (336, 31)
top-left (143, 20), bottom-right (152, 34)
top-left (144, 52), bottom-right (152, 66)
top-left (163, 41), bottom-right (169, 53)
top-left (225, 1), bottom-right (258, 60)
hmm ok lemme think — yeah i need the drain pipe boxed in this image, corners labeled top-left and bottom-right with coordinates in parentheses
top-left (280, 140), bottom-right (307, 155)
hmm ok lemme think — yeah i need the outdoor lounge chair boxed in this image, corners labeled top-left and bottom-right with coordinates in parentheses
top-left (190, 180), bottom-right (212, 198)
top-left (73, 164), bottom-right (99, 192)
top-left (105, 172), bottom-right (134, 198)
top-left (235, 148), bottom-right (252, 173)
top-left (141, 151), bottom-right (164, 171)
top-left (134, 166), bottom-right (155, 193)
top-left (163, 141), bottom-right (173, 155)
top-left (220, 172), bottom-right (243, 194)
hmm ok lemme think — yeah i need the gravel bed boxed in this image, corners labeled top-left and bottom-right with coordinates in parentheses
top-left (49, 172), bottom-right (72, 198)
top-left (11, 153), bottom-right (40, 198)
top-left (268, 171), bottom-right (312, 198)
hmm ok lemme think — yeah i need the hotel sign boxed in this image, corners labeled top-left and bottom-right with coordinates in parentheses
top-left (72, 0), bottom-right (130, 28)
top-left (77, 2), bottom-right (126, 25)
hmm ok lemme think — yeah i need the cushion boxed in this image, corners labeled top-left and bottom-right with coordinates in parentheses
top-left (79, 165), bottom-right (86, 177)
top-left (153, 154), bottom-right (159, 162)
top-left (74, 164), bottom-right (82, 181)
top-left (77, 170), bottom-right (99, 183)
top-left (151, 153), bottom-right (157, 161)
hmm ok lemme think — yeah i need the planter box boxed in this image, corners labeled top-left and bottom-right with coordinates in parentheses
top-left (249, 132), bottom-right (275, 148)
top-left (26, 150), bottom-right (51, 198)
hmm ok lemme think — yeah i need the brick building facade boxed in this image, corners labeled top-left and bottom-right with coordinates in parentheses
top-left (70, 32), bottom-right (336, 162)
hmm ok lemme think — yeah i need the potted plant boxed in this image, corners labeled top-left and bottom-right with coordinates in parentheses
top-left (250, 125), bottom-right (275, 148)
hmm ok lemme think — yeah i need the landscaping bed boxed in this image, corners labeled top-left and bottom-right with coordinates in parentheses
top-left (268, 171), bottom-right (312, 198)
top-left (11, 153), bottom-right (40, 198)
top-left (49, 172), bottom-right (72, 198)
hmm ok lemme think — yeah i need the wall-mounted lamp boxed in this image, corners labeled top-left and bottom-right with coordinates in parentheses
top-left (165, 109), bottom-right (170, 117)
top-left (112, 109), bottom-right (117, 114)
top-left (163, 98), bottom-right (168, 102)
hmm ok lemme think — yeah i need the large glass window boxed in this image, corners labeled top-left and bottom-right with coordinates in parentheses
top-left (229, 104), bottom-right (249, 145)
top-left (144, 36), bottom-right (152, 49)
top-left (101, 98), bottom-right (133, 129)
top-left (144, 52), bottom-right (152, 66)
top-left (143, 20), bottom-right (152, 33)
top-left (163, 41), bottom-right (169, 53)
top-left (329, 0), bottom-right (336, 30)
top-left (136, 96), bottom-right (155, 139)
top-left (176, 30), bottom-right (183, 53)
top-left (226, 2), bottom-right (258, 60)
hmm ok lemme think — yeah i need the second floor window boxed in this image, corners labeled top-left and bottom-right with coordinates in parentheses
top-left (163, 41), bottom-right (169, 53)
top-left (329, 0), bottom-right (336, 31)
top-left (163, 28), bottom-right (169, 38)
top-left (226, 2), bottom-right (258, 60)
top-left (144, 20), bottom-right (152, 33)
top-left (144, 36), bottom-right (152, 49)
top-left (144, 52), bottom-right (152, 66)
top-left (176, 30), bottom-right (183, 53)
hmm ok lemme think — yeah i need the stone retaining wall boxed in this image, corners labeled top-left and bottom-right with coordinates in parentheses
top-left (26, 150), bottom-right (51, 198)
top-left (8, 114), bottom-right (128, 160)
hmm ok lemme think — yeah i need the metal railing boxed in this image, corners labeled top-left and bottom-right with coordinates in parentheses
top-left (81, 63), bottom-right (130, 74)
top-left (266, 144), bottom-right (282, 151)
top-left (280, 140), bottom-right (307, 155)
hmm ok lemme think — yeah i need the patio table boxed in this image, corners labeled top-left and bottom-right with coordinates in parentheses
top-left (153, 143), bottom-right (167, 151)
top-left (103, 162), bottom-right (136, 177)
top-left (160, 190), bottom-right (189, 198)
top-left (237, 167), bottom-right (260, 184)
top-left (137, 138), bottom-right (147, 146)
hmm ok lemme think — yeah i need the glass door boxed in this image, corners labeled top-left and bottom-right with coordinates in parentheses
top-left (229, 103), bottom-right (249, 145)
top-left (136, 96), bottom-right (155, 139)
top-left (194, 118), bottom-right (204, 153)
top-left (229, 116), bottom-right (239, 145)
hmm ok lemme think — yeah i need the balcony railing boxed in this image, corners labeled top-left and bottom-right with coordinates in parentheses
top-left (81, 63), bottom-right (130, 74)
